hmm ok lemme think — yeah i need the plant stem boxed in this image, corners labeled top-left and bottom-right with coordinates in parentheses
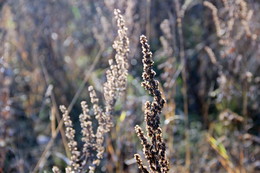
top-left (175, 0), bottom-right (190, 172)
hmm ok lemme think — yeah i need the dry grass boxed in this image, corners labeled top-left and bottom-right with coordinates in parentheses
top-left (0, 0), bottom-right (259, 173)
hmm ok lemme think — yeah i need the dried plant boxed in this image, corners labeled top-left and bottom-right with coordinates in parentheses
top-left (204, 0), bottom-right (257, 49)
top-left (60, 106), bottom-right (81, 172)
top-left (203, 1), bottom-right (222, 38)
top-left (204, 46), bottom-right (217, 65)
top-left (134, 35), bottom-right (169, 173)
top-left (200, 1), bottom-right (260, 172)
top-left (219, 109), bottom-right (244, 126)
top-left (0, 1), bottom-right (259, 172)
top-left (158, 19), bottom-right (178, 91)
top-left (203, 0), bottom-right (259, 107)
top-left (104, 8), bottom-right (129, 121)
top-left (53, 8), bottom-right (129, 173)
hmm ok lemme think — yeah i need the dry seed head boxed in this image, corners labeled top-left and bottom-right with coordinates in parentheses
top-left (52, 166), bottom-right (61, 173)
top-left (79, 101), bottom-right (95, 159)
top-left (60, 105), bottom-right (81, 172)
top-left (54, 8), bottom-right (129, 172)
top-left (103, 8), bottom-right (129, 128)
top-left (134, 35), bottom-right (169, 173)
top-left (134, 154), bottom-right (150, 173)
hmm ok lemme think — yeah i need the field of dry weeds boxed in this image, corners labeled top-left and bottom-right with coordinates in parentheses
top-left (0, 0), bottom-right (259, 172)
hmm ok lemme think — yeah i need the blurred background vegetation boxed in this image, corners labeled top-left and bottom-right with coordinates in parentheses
top-left (0, 0), bottom-right (259, 172)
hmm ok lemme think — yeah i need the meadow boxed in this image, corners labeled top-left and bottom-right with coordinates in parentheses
top-left (0, 0), bottom-right (259, 172)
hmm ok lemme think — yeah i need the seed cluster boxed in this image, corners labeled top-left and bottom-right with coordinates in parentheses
top-left (60, 105), bottom-right (81, 172)
top-left (104, 9), bottom-right (129, 120)
top-left (54, 9), bottom-right (129, 173)
top-left (204, 0), bottom-right (257, 46)
top-left (134, 35), bottom-right (169, 173)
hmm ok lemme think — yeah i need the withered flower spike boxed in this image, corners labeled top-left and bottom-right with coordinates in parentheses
top-left (60, 105), bottom-right (81, 172)
top-left (134, 154), bottom-right (150, 173)
top-left (134, 35), bottom-right (169, 173)
top-left (54, 9), bottom-right (129, 173)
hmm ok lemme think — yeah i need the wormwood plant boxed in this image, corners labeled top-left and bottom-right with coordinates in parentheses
top-left (134, 35), bottom-right (169, 173)
top-left (203, 0), bottom-right (258, 105)
top-left (52, 9), bottom-right (129, 173)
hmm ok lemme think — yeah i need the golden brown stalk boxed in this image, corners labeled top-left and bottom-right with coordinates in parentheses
top-left (203, 1), bottom-right (222, 37)
top-left (204, 46), bottom-right (217, 65)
